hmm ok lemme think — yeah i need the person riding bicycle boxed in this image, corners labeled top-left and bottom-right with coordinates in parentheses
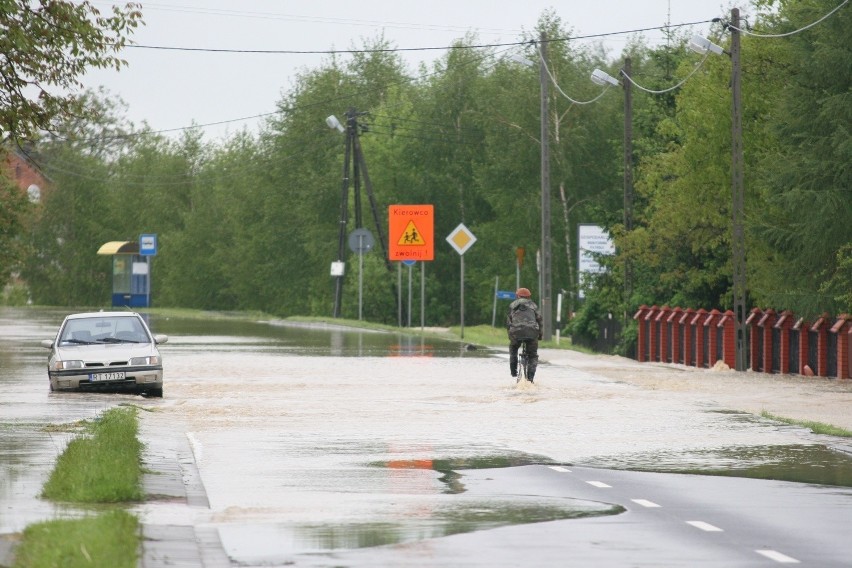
top-left (506, 287), bottom-right (542, 382)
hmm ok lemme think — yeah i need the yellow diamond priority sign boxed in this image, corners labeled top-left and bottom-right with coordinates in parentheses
top-left (446, 223), bottom-right (476, 255)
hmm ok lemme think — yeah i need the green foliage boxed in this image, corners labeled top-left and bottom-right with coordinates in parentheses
top-left (12, 1), bottom-right (848, 347)
top-left (42, 406), bottom-right (143, 503)
top-left (0, 1), bottom-right (143, 141)
top-left (0, 165), bottom-right (31, 290)
top-left (13, 510), bottom-right (139, 568)
top-left (749, 0), bottom-right (852, 317)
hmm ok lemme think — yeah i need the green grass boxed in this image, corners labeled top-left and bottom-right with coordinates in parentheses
top-left (761, 411), bottom-right (852, 437)
top-left (41, 406), bottom-right (143, 503)
top-left (12, 510), bottom-right (139, 568)
top-left (13, 407), bottom-right (145, 567)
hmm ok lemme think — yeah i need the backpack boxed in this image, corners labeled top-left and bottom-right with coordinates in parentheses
top-left (509, 301), bottom-right (540, 340)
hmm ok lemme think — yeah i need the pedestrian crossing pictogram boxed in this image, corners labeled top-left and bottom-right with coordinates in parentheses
top-left (397, 221), bottom-right (426, 246)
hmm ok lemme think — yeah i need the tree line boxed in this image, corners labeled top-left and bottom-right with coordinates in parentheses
top-left (1, 0), bottom-right (849, 354)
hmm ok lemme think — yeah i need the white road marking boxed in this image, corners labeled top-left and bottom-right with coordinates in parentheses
top-left (586, 481), bottom-right (611, 488)
top-left (549, 466), bottom-right (571, 473)
top-left (631, 499), bottom-right (661, 508)
top-left (686, 521), bottom-right (724, 532)
top-left (756, 550), bottom-right (800, 564)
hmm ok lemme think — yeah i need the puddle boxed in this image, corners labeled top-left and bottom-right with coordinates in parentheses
top-left (376, 452), bottom-right (561, 494)
top-left (217, 452), bottom-right (615, 560)
top-left (150, 316), bottom-right (493, 358)
top-left (585, 444), bottom-right (852, 487)
top-left (218, 497), bottom-right (620, 561)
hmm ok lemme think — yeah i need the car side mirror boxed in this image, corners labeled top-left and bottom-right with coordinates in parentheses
top-left (153, 334), bottom-right (168, 345)
top-left (40, 339), bottom-right (54, 349)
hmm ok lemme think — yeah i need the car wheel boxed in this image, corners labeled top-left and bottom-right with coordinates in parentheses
top-left (148, 388), bottom-right (163, 398)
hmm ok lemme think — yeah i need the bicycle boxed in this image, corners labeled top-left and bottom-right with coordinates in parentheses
top-left (516, 340), bottom-right (532, 383)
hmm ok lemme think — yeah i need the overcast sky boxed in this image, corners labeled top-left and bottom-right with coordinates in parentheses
top-left (82, 1), bottom-right (736, 140)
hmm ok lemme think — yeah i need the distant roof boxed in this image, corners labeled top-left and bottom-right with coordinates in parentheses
top-left (97, 241), bottom-right (140, 255)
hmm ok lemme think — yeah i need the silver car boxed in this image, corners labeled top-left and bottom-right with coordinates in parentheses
top-left (41, 311), bottom-right (167, 397)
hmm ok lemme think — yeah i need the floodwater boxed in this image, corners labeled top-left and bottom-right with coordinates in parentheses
top-left (2, 307), bottom-right (852, 563)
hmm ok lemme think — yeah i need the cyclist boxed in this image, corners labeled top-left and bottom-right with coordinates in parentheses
top-left (506, 287), bottom-right (542, 382)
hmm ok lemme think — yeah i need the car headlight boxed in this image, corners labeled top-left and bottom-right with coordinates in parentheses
top-left (130, 356), bottom-right (160, 366)
top-left (54, 360), bottom-right (84, 370)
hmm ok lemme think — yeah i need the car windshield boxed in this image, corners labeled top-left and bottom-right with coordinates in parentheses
top-left (59, 316), bottom-right (149, 345)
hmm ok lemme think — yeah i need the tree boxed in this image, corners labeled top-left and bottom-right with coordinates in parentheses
top-left (0, 169), bottom-right (30, 293)
top-left (749, 0), bottom-right (851, 316)
top-left (0, 1), bottom-right (142, 142)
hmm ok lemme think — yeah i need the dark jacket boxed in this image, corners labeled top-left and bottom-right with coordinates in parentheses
top-left (506, 298), bottom-right (542, 340)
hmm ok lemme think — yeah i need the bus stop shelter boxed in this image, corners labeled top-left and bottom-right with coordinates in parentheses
top-left (97, 240), bottom-right (152, 307)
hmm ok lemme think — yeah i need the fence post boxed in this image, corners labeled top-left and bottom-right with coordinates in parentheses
top-left (830, 315), bottom-right (850, 379)
top-left (757, 309), bottom-right (777, 374)
top-left (646, 306), bottom-right (661, 362)
top-left (704, 309), bottom-right (721, 368)
top-left (775, 310), bottom-right (795, 374)
top-left (691, 309), bottom-right (707, 369)
top-left (746, 308), bottom-right (764, 372)
top-left (656, 306), bottom-right (672, 363)
top-left (794, 317), bottom-right (810, 375)
top-left (680, 308), bottom-right (696, 366)
top-left (633, 305), bottom-right (650, 362)
top-left (669, 307), bottom-right (684, 365)
top-left (811, 313), bottom-right (831, 377)
top-left (719, 310), bottom-right (737, 369)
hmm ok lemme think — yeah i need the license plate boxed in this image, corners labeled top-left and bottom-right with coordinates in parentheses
top-left (89, 371), bottom-right (126, 382)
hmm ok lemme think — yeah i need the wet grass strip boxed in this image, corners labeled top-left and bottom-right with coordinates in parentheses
top-left (761, 411), bottom-right (852, 438)
top-left (12, 407), bottom-right (144, 567)
top-left (42, 406), bottom-right (144, 503)
top-left (12, 510), bottom-right (138, 568)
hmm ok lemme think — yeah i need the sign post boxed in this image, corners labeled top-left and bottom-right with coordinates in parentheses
top-left (446, 223), bottom-right (477, 339)
top-left (348, 228), bottom-right (374, 321)
top-left (139, 234), bottom-right (157, 308)
top-left (389, 205), bottom-right (434, 327)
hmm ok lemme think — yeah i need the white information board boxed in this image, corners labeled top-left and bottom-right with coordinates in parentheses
top-left (578, 224), bottom-right (614, 298)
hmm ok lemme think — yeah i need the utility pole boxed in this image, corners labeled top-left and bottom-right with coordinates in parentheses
top-left (623, 57), bottom-right (634, 321)
top-left (539, 32), bottom-right (553, 341)
top-left (730, 8), bottom-right (747, 371)
top-left (331, 108), bottom-right (391, 319)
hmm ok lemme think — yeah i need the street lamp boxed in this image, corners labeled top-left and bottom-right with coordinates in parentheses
top-left (690, 10), bottom-right (747, 372)
top-left (591, 60), bottom-right (634, 318)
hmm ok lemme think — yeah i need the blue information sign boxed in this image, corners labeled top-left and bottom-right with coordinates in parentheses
top-left (139, 234), bottom-right (158, 256)
top-left (402, 260), bottom-right (417, 267)
top-left (496, 290), bottom-right (516, 300)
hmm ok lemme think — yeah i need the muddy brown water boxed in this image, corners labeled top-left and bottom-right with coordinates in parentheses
top-left (2, 307), bottom-right (852, 559)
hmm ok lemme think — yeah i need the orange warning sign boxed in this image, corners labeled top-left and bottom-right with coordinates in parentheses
top-left (388, 205), bottom-right (434, 261)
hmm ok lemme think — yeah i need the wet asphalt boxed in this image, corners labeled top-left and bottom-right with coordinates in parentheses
top-left (3, 308), bottom-right (852, 567)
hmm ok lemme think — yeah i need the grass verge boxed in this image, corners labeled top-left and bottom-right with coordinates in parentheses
top-left (12, 510), bottom-right (139, 568)
top-left (761, 411), bottom-right (852, 437)
top-left (12, 407), bottom-right (144, 568)
top-left (42, 406), bottom-right (143, 503)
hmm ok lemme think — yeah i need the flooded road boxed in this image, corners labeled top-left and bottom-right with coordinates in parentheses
top-left (3, 307), bottom-right (852, 566)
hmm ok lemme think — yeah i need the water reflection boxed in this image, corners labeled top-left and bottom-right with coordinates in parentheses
top-left (148, 315), bottom-right (489, 358)
top-left (586, 444), bottom-right (852, 487)
top-left (218, 497), bottom-right (621, 560)
top-left (377, 453), bottom-right (561, 494)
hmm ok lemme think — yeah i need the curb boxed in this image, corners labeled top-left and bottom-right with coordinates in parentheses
top-left (139, 411), bottom-right (230, 568)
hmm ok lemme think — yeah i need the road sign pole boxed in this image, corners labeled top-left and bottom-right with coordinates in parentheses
top-left (420, 262), bottom-right (425, 331)
top-left (407, 262), bottom-right (413, 327)
top-left (492, 276), bottom-right (499, 327)
top-left (358, 235), bottom-right (364, 321)
top-left (460, 255), bottom-right (465, 340)
top-left (397, 263), bottom-right (402, 327)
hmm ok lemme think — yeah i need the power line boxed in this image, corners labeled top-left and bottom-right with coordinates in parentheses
top-left (124, 20), bottom-right (716, 54)
top-left (727, 0), bottom-right (848, 38)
